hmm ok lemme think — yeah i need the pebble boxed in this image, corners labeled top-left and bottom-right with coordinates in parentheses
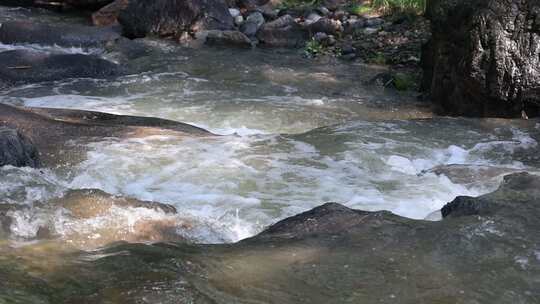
top-left (234, 15), bottom-right (244, 26)
top-left (229, 8), bottom-right (241, 18)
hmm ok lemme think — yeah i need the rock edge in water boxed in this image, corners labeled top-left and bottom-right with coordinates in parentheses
top-left (1, 172), bottom-right (538, 303)
top-left (0, 103), bottom-right (214, 166)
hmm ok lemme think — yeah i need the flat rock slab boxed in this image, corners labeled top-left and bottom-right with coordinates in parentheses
top-left (0, 103), bottom-right (214, 166)
top-left (0, 20), bottom-right (122, 48)
top-left (0, 50), bottom-right (121, 86)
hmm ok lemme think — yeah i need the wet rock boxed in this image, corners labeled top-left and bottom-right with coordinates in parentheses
top-left (0, 20), bottom-right (121, 48)
top-left (55, 189), bottom-right (177, 219)
top-left (240, 20), bottom-right (259, 37)
top-left (246, 11), bottom-right (265, 28)
top-left (92, 0), bottom-right (129, 26)
top-left (118, 0), bottom-right (234, 39)
top-left (256, 14), bottom-right (308, 48)
top-left (205, 30), bottom-right (253, 48)
top-left (2, 189), bottom-right (186, 248)
top-left (0, 50), bottom-right (120, 86)
top-left (3, 173), bottom-right (540, 302)
top-left (0, 103), bottom-right (213, 167)
top-left (423, 164), bottom-right (521, 185)
top-left (423, 0), bottom-right (540, 118)
top-left (308, 17), bottom-right (342, 35)
top-left (0, 127), bottom-right (39, 168)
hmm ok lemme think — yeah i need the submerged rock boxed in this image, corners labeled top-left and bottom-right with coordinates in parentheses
top-left (0, 103), bottom-right (214, 167)
top-left (0, 50), bottom-right (120, 85)
top-left (1, 189), bottom-right (187, 248)
top-left (423, 0), bottom-right (540, 117)
top-left (118, 0), bottom-right (234, 39)
top-left (0, 127), bottom-right (39, 168)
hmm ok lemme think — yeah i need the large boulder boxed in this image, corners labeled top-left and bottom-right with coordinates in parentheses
top-left (0, 50), bottom-right (121, 85)
top-left (92, 0), bottom-right (129, 26)
top-left (422, 0), bottom-right (540, 117)
top-left (256, 14), bottom-right (308, 48)
top-left (0, 127), bottom-right (39, 168)
top-left (118, 0), bottom-right (234, 39)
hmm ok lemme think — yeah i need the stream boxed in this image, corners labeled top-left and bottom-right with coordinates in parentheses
top-left (1, 5), bottom-right (540, 303)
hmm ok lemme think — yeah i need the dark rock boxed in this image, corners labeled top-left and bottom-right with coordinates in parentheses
top-left (343, 18), bottom-right (366, 34)
top-left (0, 20), bottom-right (122, 48)
top-left (256, 14), bottom-right (308, 48)
top-left (0, 127), bottom-right (39, 168)
top-left (92, 0), bottom-right (129, 26)
top-left (422, 0), bottom-right (540, 117)
top-left (0, 50), bottom-right (121, 86)
top-left (118, 0), bottom-right (234, 39)
top-left (240, 21), bottom-right (260, 37)
top-left (205, 30), bottom-right (253, 48)
top-left (442, 172), bottom-right (540, 217)
top-left (308, 17), bottom-right (342, 35)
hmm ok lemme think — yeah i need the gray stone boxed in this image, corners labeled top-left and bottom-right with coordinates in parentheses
top-left (246, 12), bottom-right (265, 28)
top-left (240, 21), bottom-right (260, 37)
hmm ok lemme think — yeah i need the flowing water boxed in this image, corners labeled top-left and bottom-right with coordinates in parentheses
top-left (1, 12), bottom-right (540, 243)
top-left (1, 6), bottom-right (540, 303)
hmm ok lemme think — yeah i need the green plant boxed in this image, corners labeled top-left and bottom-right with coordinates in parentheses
top-left (304, 39), bottom-right (324, 57)
top-left (369, 52), bottom-right (387, 65)
top-left (279, 0), bottom-right (321, 10)
top-left (370, 0), bottom-right (426, 14)
top-left (392, 72), bottom-right (415, 91)
top-left (348, 4), bottom-right (373, 15)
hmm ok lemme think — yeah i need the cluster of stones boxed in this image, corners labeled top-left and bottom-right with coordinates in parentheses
top-left (91, 0), bottom-right (389, 51)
